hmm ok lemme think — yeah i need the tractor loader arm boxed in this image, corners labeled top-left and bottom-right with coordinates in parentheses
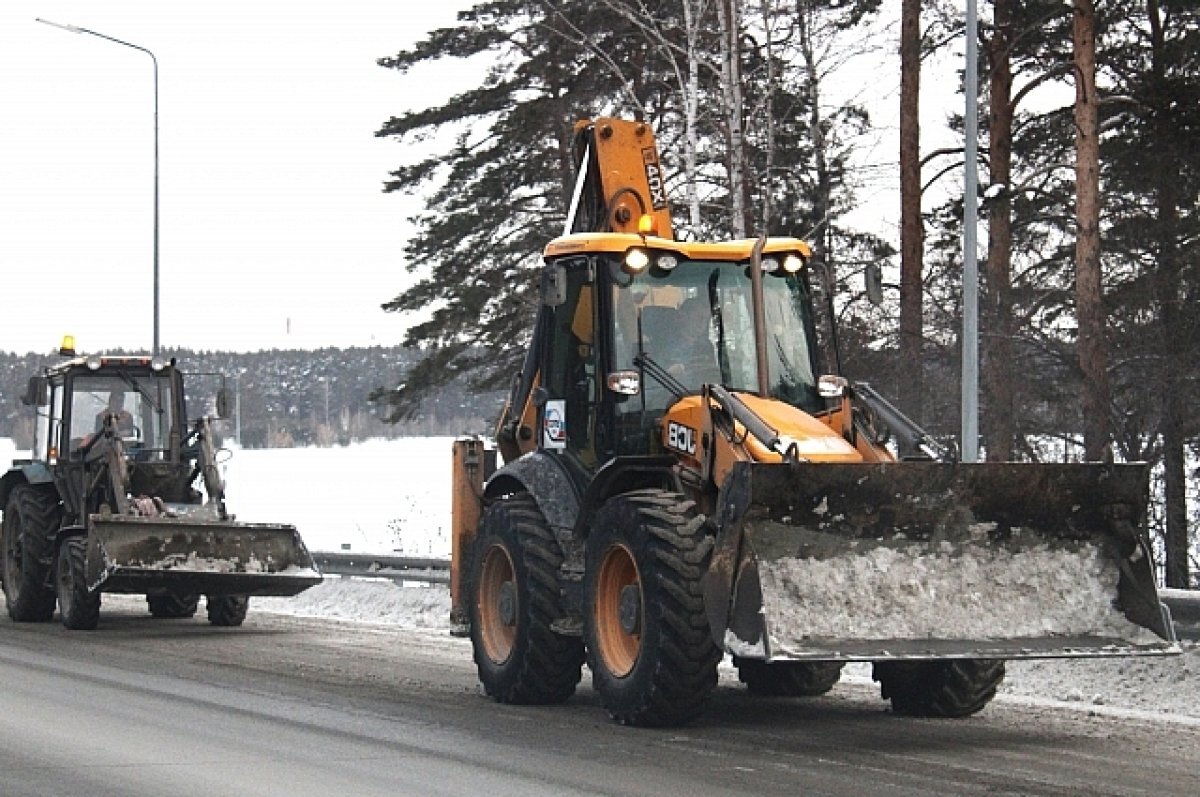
top-left (851, 382), bottom-right (955, 462)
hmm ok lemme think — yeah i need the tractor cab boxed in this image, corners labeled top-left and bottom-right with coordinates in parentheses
top-left (534, 235), bottom-right (821, 472)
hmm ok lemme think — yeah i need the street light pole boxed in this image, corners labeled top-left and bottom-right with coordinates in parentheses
top-left (961, 0), bottom-right (980, 463)
top-left (37, 18), bottom-right (160, 356)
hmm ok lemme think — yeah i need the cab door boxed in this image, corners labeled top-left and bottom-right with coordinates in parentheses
top-left (538, 257), bottom-right (598, 476)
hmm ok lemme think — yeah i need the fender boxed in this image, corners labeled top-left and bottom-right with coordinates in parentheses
top-left (484, 450), bottom-right (582, 532)
top-left (0, 462), bottom-right (54, 509)
top-left (574, 455), bottom-right (677, 540)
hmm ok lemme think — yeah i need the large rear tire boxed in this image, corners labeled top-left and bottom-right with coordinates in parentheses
top-left (147, 593), bottom-right (200, 618)
top-left (206, 595), bottom-right (249, 626)
top-left (735, 659), bottom-right (844, 697)
top-left (584, 489), bottom-right (720, 727)
top-left (2, 485), bottom-right (60, 622)
top-left (56, 536), bottom-right (101, 630)
top-left (469, 493), bottom-right (584, 704)
top-left (873, 659), bottom-right (1006, 718)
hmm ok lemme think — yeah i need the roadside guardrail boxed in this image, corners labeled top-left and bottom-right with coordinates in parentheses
top-left (311, 551), bottom-right (449, 584)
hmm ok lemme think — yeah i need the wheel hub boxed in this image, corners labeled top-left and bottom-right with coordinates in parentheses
top-left (498, 580), bottom-right (517, 627)
top-left (618, 584), bottom-right (641, 635)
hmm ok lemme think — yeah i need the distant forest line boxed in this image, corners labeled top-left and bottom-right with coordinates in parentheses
top-left (0, 346), bottom-right (504, 448)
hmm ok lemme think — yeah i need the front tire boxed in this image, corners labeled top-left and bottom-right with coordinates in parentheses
top-left (584, 489), bottom-right (720, 727)
top-left (147, 593), bottom-right (200, 618)
top-left (56, 536), bottom-right (101, 630)
top-left (873, 659), bottom-right (1006, 718)
top-left (206, 595), bottom-right (249, 626)
top-left (735, 659), bottom-right (844, 697)
top-left (2, 485), bottom-right (60, 622)
top-left (469, 493), bottom-right (584, 704)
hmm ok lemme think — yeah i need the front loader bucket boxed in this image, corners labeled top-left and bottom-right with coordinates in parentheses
top-left (704, 461), bottom-right (1178, 663)
top-left (85, 513), bottom-right (322, 597)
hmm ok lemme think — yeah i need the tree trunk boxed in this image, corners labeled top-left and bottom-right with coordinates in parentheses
top-left (898, 0), bottom-right (924, 430)
top-left (981, 0), bottom-right (1015, 462)
top-left (1072, 0), bottom-right (1109, 461)
top-left (1147, 0), bottom-right (1189, 588)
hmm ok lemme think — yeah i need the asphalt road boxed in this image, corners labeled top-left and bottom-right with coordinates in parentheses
top-left (1, 600), bottom-right (1196, 797)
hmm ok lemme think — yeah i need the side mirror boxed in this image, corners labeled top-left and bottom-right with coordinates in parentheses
top-left (864, 263), bottom-right (883, 306)
top-left (22, 376), bottom-right (49, 406)
top-left (540, 264), bottom-right (567, 307)
top-left (215, 387), bottom-right (232, 419)
top-left (605, 370), bottom-right (641, 396)
top-left (817, 374), bottom-right (848, 398)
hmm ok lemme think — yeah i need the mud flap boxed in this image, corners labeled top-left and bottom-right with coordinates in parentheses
top-left (702, 461), bottom-right (1178, 662)
top-left (85, 513), bottom-right (322, 597)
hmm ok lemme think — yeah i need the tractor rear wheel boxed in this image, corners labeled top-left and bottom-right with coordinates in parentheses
top-left (469, 493), bottom-right (583, 704)
top-left (56, 536), bottom-right (101, 630)
top-left (147, 593), bottom-right (200, 618)
top-left (584, 489), bottom-right (720, 727)
top-left (873, 659), bottom-right (1006, 718)
top-left (2, 485), bottom-right (59, 622)
top-left (735, 659), bottom-right (844, 697)
top-left (206, 595), bottom-right (250, 626)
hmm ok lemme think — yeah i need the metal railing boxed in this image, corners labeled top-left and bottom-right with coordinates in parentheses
top-left (311, 551), bottom-right (449, 584)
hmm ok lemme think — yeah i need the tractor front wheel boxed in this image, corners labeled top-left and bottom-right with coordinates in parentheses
top-left (56, 536), bottom-right (101, 630)
top-left (873, 659), bottom-right (1006, 718)
top-left (147, 593), bottom-right (200, 618)
top-left (735, 659), bottom-right (844, 697)
top-left (206, 595), bottom-right (250, 626)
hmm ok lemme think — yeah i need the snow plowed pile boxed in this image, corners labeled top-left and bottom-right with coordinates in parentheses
top-left (759, 542), bottom-right (1156, 644)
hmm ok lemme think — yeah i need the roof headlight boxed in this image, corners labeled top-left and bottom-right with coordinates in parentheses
top-left (624, 247), bottom-right (651, 273)
top-left (656, 253), bottom-right (679, 271)
top-left (761, 256), bottom-right (780, 272)
top-left (782, 253), bottom-right (805, 273)
top-left (86, 356), bottom-right (102, 371)
top-left (150, 357), bottom-right (167, 372)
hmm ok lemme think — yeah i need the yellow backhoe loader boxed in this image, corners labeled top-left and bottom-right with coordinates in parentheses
top-left (449, 118), bottom-right (1177, 727)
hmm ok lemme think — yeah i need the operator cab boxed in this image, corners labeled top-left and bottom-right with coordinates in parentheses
top-left (536, 236), bottom-right (822, 471)
top-left (607, 255), bottom-right (822, 420)
top-left (68, 372), bottom-right (175, 460)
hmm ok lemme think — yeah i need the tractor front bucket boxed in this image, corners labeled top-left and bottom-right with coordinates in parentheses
top-left (703, 461), bottom-right (1178, 662)
top-left (85, 512), bottom-right (322, 597)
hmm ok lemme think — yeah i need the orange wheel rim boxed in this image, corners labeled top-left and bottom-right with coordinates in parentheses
top-left (477, 544), bottom-right (517, 664)
top-left (595, 543), bottom-right (642, 678)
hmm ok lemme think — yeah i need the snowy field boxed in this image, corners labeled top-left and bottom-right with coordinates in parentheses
top-left (3, 436), bottom-right (1198, 722)
top-left (219, 436), bottom-right (455, 556)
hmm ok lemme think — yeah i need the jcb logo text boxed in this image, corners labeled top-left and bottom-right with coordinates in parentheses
top-left (667, 422), bottom-right (697, 455)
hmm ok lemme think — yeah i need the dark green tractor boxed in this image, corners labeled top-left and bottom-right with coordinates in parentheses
top-left (1, 350), bottom-right (320, 630)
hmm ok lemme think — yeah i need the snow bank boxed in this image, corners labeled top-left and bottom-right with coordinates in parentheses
top-left (255, 578), bottom-right (450, 629)
top-left (1002, 646), bottom-right (1200, 717)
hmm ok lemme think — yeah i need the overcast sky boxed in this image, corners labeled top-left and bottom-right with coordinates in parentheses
top-left (2, 2), bottom-right (966, 358)
top-left (1, 0), bottom-right (477, 355)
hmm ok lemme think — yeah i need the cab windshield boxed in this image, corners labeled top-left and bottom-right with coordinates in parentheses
top-left (68, 373), bottom-right (174, 457)
top-left (608, 257), bottom-right (822, 422)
